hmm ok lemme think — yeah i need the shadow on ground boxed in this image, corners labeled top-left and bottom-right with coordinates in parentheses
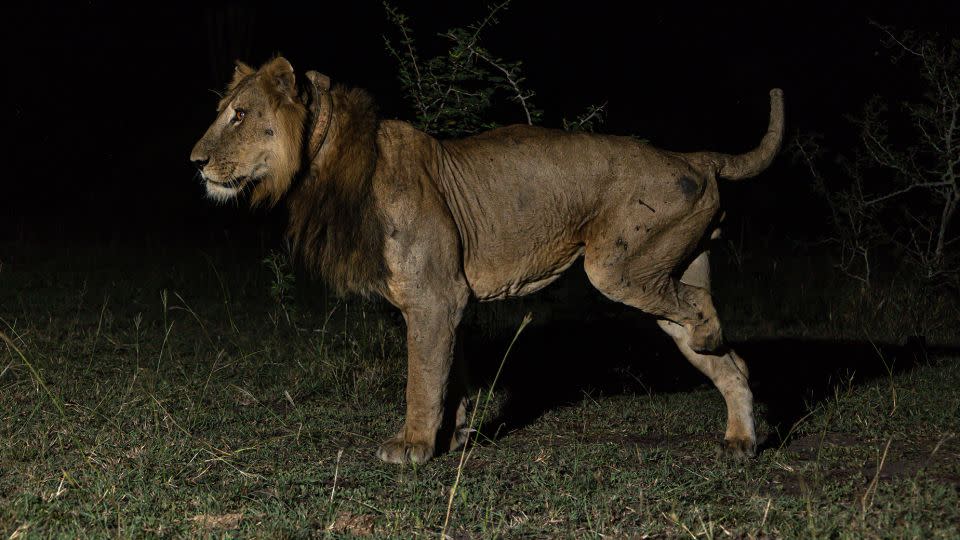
top-left (460, 309), bottom-right (949, 452)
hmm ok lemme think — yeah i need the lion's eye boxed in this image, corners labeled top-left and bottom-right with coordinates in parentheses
top-left (233, 109), bottom-right (246, 123)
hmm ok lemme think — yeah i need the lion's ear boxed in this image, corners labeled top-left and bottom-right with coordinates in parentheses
top-left (306, 71), bottom-right (331, 92)
top-left (227, 60), bottom-right (255, 91)
top-left (262, 56), bottom-right (297, 98)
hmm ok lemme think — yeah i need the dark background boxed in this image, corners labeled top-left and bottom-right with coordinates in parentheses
top-left (4, 1), bottom-right (958, 253)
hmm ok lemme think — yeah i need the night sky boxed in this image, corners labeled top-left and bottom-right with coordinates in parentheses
top-left (5, 1), bottom-right (958, 250)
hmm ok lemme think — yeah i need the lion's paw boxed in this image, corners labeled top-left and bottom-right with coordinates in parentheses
top-left (720, 436), bottom-right (757, 460)
top-left (376, 437), bottom-right (435, 464)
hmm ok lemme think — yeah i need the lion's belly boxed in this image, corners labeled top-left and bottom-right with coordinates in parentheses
top-left (464, 242), bottom-right (585, 301)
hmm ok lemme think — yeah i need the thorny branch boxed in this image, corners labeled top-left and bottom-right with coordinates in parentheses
top-left (464, 44), bottom-right (535, 125)
top-left (427, 0), bottom-right (511, 129)
top-left (384, 0), bottom-right (541, 137)
top-left (383, 5), bottom-right (428, 122)
top-left (563, 102), bottom-right (608, 132)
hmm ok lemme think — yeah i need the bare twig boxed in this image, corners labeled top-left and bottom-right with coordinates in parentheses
top-left (862, 180), bottom-right (952, 206)
top-left (872, 21), bottom-right (923, 57)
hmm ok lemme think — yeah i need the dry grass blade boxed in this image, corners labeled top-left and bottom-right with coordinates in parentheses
top-left (861, 437), bottom-right (893, 518)
top-left (190, 513), bottom-right (242, 530)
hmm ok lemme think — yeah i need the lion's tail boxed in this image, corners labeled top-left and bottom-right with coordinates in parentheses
top-left (706, 88), bottom-right (784, 181)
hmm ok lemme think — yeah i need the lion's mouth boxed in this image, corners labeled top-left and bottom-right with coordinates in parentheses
top-left (206, 174), bottom-right (264, 192)
top-left (208, 175), bottom-right (248, 190)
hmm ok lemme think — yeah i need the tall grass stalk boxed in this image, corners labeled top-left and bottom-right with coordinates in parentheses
top-left (1, 329), bottom-right (65, 418)
top-left (442, 312), bottom-right (532, 538)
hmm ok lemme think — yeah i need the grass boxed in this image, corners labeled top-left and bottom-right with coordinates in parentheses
top-left (1, 244), bottom-right (958, 538)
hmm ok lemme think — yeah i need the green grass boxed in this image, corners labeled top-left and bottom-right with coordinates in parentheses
top-left (1, 246), bottom-right (958, 538)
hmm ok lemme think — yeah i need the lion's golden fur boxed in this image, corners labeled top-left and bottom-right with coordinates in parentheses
top-left (218, 59), bottom-right (307, 208)
top-left (192, 56), bottom-right (784, 464)
top-left (287, 87), bottom-right (388, 296)
top-left (208, 59), bottom-right (388, 294)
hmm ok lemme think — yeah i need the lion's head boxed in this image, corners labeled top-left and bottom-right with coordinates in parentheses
top-left (190, 57), bottom-right (310, 207)
top-left (191, 56), bottom-right (386, 297)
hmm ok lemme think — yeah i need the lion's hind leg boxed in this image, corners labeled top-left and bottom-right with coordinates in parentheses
top-left (658, 320), bottom-right (756, 458)
top-left (659, 250), bottom-right (755, 457)
top-left (585, 236), bottom-right (755, 456)
top-left (442, 338), bottom-right (473, 454)
top-left (446, 396), bottom-right (472, 452)
top-left (583, 240), bottom-right (724, 354)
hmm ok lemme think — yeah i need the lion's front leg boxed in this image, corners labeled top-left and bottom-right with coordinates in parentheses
top-left (377, 291), bottom-right (468, 464)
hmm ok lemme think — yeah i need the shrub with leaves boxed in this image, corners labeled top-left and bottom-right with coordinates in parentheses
top-left (383, 1), bottom-right (541, 138)
top-left (384, 0), bottom-right (611, 140)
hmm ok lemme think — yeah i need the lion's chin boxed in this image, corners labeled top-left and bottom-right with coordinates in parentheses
top-left (205, 181), bottom-right (242, 202)
top-left (204, 175), bottom-right (264, 203)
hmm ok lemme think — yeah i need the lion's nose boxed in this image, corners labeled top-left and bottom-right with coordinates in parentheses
top-left (191, 157), bottom-right (209, 171)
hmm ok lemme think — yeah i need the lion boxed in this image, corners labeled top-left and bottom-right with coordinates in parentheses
top-left (191, 57), bottom-right (784, 464)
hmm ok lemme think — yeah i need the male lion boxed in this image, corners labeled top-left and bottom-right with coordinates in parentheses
top-left (191, 57), bottom-right (783, 464)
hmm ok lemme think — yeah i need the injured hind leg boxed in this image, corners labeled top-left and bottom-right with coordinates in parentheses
top-left (675, 281), bottom-right (724, 352)
top-left (662, 250), bottom-right (754, 455)
top-left (585, 260), bottom-right (724, 353)
top-left (659, 320), bottom-right (755, 457)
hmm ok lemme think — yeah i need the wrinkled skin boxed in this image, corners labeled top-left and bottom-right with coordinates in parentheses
top-left (191, 57), bottom-right (784, 464)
